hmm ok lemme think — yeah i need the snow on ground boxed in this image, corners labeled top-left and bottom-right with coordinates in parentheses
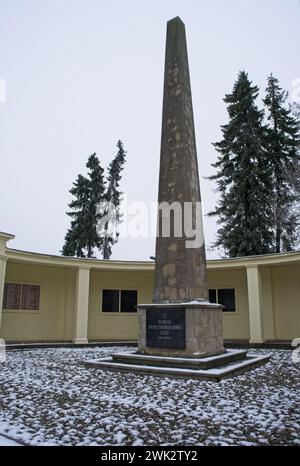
top-left (0, 346), bottom-right (299, 446)
top-left (0, 434), bottom-right (21, 446)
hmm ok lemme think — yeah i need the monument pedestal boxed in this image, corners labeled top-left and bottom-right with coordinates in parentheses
top-left (137, 302), bottom-right (225, 358)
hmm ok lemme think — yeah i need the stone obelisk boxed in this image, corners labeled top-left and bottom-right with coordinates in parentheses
top-left (85, 17), bottom-right (270, 379)
top-left (153, 16), bottom-right (208, 303)
top-left (138, 17), bottom-right (224, 357)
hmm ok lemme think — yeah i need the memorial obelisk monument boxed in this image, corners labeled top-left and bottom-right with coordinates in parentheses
top-left (137, 17), bottom-right (225, 357)
top-left (86, 17), bottom-right (271, 378)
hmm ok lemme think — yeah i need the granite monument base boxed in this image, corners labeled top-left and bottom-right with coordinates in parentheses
top-left (85, 349), bottom-right (271, 382)
top-left (137, 301), bottom-right (225, 358)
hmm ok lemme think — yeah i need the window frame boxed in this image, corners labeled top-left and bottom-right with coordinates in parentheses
top-left (101, 288), bottom-right (138, 314)
top-left (120, 289), bottom-right (138, 313)
top-left (101, 288), bottom-right (120, 313)
top-left (208, 287), bottom-right (237, 313)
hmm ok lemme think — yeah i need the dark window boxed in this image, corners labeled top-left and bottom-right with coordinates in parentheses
top-left (3, 283), bottom-right (22, 309)
top-left (102, 289), bottom-right (119, 312)
top-left (218, 288), bottom-right (236, 312)
top-left (21, 285), bottom-right (40, 310)
top-left (121, 290), bottom-right (137, 313)
top-left (209, 289), bottom-right (217, 304)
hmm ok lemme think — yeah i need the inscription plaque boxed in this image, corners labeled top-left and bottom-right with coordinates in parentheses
top-left (146, 308), bottom-right (186, 349)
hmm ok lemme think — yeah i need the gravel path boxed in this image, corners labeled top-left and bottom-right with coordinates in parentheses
top-left (0, 346), bottom-right (299, 446)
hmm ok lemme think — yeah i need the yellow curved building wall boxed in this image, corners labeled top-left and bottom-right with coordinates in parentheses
top-left (88, 270), bottom-right (154, 341)
top-left (0, 239), bottom-right (299, 344)
top-left (2, 262), bottom-right (76, 341)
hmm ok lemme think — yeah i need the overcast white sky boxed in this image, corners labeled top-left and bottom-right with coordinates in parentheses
top-left (0, 0), bottom-right (299, 260)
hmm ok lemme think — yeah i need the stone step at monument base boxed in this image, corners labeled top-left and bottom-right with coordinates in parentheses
top-left (112, 348), bottom-right (248, 369)
top-left (85, 350), bottom-right (270, 382)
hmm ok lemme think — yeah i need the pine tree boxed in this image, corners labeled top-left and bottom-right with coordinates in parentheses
top-left (263, 75), bottom-right (300, 252)
top-left (209, 71), bottom-right (274, 257)
top-left (289, 101), bottom-right (300, 246)
top-left (62, 145), bottom-right (126, 259)
top-left (85, 153), bottom-right (106, 257)
top-left (101, 140), bottom-right (126, 259)
top-left (62, 154), bottom-right (105, 258)
top-left (62, 174), bottom-right (91, 257)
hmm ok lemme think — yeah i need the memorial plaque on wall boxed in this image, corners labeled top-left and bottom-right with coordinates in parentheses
top-left (3, 283), bottom-right (21, 309)
top-left (146, 308), bottom-right (186, 349)
top-left (21, 285), bottom-right (40, 310)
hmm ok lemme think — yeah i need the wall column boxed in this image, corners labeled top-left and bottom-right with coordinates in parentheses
top-left (73, 267), bottom-right (90, 344)
top-left (246, 265), bottom-right (265, 343)
top-left (261, 267), bottom-right (276, 340)
top-left (0, 232), bottom-right (15, 338)
top-left (0, 257), bottom-right (7, 338)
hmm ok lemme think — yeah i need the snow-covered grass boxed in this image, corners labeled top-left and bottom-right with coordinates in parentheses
top-left (0, 346), bottom-right (299, 446)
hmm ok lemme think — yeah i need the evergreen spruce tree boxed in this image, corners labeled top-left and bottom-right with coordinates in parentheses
top-left (62, 174), bottom-right (91, 257)
top-left (102, 140), bottom-right (126, 259)
top-left (62, 145), bottom-right (126, 259)
top-left (289, 101), bottom-right (300, 246)
top-left (209, 71), bottom-right (274, 257)
top-left (263, 75), bottom-right (300, 252)
top-left (85, 153), bottom-right (106, 257)
top-left (62, 154), bottom-right (105, 258)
